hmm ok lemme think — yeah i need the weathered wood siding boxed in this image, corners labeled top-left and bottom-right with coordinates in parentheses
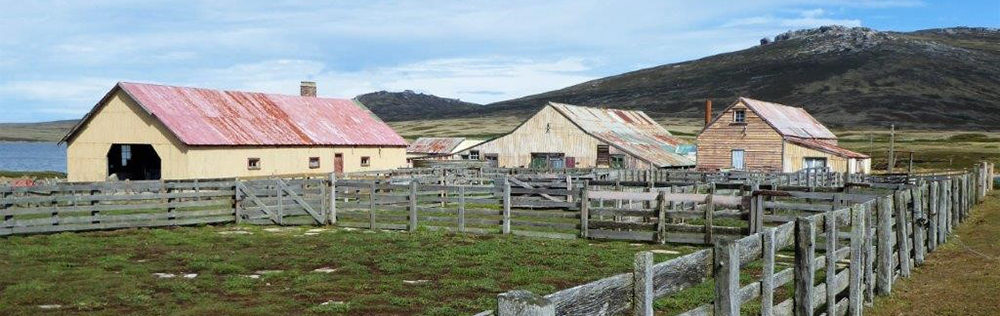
top-left (782, 142), bottom-right (871, 174)
top-left (696, 102), bottom-right (784, 171)
top-left (472, 106), bottom-right (653, 169)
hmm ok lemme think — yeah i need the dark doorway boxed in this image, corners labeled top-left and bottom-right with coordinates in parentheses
top-left (334, 153), bottom-right (344, 174)
top-left (107, 144), bottom-right (161, 180)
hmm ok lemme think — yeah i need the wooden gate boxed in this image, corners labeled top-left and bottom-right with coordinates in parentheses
top-left (236, 178), bottom-right (327, 225)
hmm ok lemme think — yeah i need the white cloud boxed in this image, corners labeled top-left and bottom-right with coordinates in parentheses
top-left (188, 57), bottom-right (596, 104)
top-left (0, 77), bottom-right (118, 114)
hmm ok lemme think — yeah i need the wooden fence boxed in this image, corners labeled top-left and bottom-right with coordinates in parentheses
top-left (483, 163), bottom-right (993, 316)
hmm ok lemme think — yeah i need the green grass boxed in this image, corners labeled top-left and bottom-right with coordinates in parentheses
top-left (0, 170), bottom-right (66, 179)
top-left (0, 225), bottom-right (699, 315)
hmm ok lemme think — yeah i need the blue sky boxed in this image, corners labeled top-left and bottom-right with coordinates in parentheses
top-left (0, 0), bottom-right (997, 122)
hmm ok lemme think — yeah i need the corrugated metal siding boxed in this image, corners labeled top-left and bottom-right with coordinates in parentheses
top-left (785, 137), bottom-right (869, 159)
top-left (407, 137), bottom-right (465, 154)
top-left (550, 103), bottom-right (694, 167)
top-left (740, 97), bottom-right (837, 139)
top-left (114, 82), bottom-right (407, 147)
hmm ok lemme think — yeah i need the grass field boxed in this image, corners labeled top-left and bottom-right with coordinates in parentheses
top-left (0, 225), bottom-right (701, 315)
top-left (867, 191), bottom-right (1000, 316)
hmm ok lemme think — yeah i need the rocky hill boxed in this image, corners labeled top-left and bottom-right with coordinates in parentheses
top-left (356, 90), bottom-right (483, 121)
top-left (481, 26), bottom-right (1000, 130)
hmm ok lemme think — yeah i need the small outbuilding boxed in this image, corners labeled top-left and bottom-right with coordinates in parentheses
top-left (62, 81), bottom-right (408, 182)
top-left (696, 97), bottom-right (870, 174)
top-left (462, 102), bottom-right (695, 169)
top-left (406, 137), bottom-right (484, 161)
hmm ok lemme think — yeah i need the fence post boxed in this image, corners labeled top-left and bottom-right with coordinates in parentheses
top-left (761, 227), bottom-right (776, 316)
top-left (328, 173), bottom-right (337, 225)
top-left (276, 180), bottom-right (284, 225)
top-left (497, 290), bottom-right (555, 316)
top-left (234, 181), bottom-right (243, 224)
top-left (409, 180), bottom-right (418, 232)
top-left (912, 183), bottom-right (926, 265)
top-left (704, 183), bottom-right (715, 245)
top-left (656, 191), bottom-right (667, 244)
top-left (714, 240), bottom-right (740, 316)
top-left (825, 211), bottom-right (837, 316)
top-left (459, 186), bottom-right (466, 232)
top-left (863, 202), bottom-right (876, 304)
top-left (928, 181), bottom-right (939, 252)
top-left (369, 182), bottom-right (377, 230)
top-left (876, 196), bottom-right (893, 295)
top-left (503, 177), bottom-right (511, 234)
top-left (848, 205), bottom-right (864, 316)
top-left (794, 217), bottom-right (816, 316)
top-left (895, 191), bottom-right (911, 277)
top-left (580, 181), bottom-right (589, 238)
top-left (634, 251), bottom-right (653, 316)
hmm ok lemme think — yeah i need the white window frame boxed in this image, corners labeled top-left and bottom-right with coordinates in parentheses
top-left (734, 109), bottom-right (746, 123)
top-left (731, 149), bottom-right (745, 170)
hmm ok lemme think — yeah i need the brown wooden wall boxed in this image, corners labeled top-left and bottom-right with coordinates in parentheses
top-left (696, 102), bottom-right (784, 171)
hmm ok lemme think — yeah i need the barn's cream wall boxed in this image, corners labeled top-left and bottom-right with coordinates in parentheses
top-left (782, 142), bottom-right (870, 174)
top-left (66, 90), bottom-right (189, 182)
top-left (66, 89), bottom-right (407, 181)
top-left (469, 106), bottom-right (653, 168)
top-left (185, 146), bottom-right (406, 179)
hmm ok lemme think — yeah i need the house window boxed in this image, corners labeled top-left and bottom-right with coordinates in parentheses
top-left (247, 158), bottom-right (261, 170)
top-left (734, 109), bottom-right (746, 123)
top-left (308, 157), bottom-right (320, 169)
top-left (469, 150), bottom-right (480, 160)
top-left (731, 149), bottom-right (745, 170)
top-left (596, 145), bottom-right (610, 166)
top-left (610, 155), bottom-right (626, 169)
top-left (804, 157), bottom-right (828, 170)
top-left (530, 153), bottom-right (566, 169)
top-left (361, 156), bottom-right (371, 167)
top-left (120, 144), bottom-right (132, 166)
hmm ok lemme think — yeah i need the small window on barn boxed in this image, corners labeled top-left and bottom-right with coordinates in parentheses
top-left (361, 156), bottom-right (371, 167)
top-left (610, 155), bottom-right (626, 169)
top-left (247, 158), bottom-right (261, 170)
top-left (469, 150), bottom-right (480, 160)
top-left (734, 109), bottom-right (746, 123)
top-left (309, 157), bottom-right (320, 169)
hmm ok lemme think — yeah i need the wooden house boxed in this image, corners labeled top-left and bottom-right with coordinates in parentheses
top-left (61, 81), bottom-right (408, 182)
top-left (462, 102), bottom-right (695, 169)
top-left (696, 97), bottom-right (870, 174)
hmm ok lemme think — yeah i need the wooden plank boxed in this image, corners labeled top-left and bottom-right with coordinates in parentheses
top-left (825, 211), bottom-right (838, 316)
top-left (714, 240), bottom-right (740, 315)
top-left (1, 190), bottom-right (234, 205)
top-left (587, 229), bottom-right (654, 242)
top-left (580, 183), bottom-right (589, 238)
top-left (795, 217), bottom-right (816, 316)
top-left (279, 180), bottom-right (322, 224)
top-left (409, 181), bottom-right (418, 232)
top-left (761, 227), bottom-right (776, 316)
top-left (459, 186), bottom-right (466, 232)
top-left (503, 179), bottom-right (511, 234)
top-left (543, 272), bottom-right (632, 316)
top-left (634, 251), bottom-right (654, 316)
top-left (895, 191), bottom-right (911, 278)
top-left (704, 187), bottom-right (714, 245)
top-left (876, 196), bottom-right (893, 295)
top-left (651, 249), bottom-right (713, 297)
top-left (848, 206), bottom-right (864, 316)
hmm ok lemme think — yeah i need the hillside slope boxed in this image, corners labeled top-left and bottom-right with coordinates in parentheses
top-left (356, 90), bottom-right (483, 121)
top-left (483, 26), bottom-right (1000, 130)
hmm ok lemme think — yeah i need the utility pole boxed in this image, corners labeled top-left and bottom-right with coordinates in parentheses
top-left (888, 125), bottom-right (895, 173)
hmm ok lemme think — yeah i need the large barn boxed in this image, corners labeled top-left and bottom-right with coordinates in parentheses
top-left (696, 97), bottom-right (870, 174)
top-left (462, 102), bottom-right (695, 169)
top-left (61, 81), bottom-right (408, 182)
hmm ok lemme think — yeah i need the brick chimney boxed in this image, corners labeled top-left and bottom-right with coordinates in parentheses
top-left (300, 81), bottom-right (317, 97)
top-left (705, 99), bottom-right (713, 127)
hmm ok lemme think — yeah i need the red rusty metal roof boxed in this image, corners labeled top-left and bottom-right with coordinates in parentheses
top-left (549, 103), bottom-right (695, 168)
top-left (739, 97), bottom-right (837, 139)
top-left (785, 137), bottom-right (869, 159)
top-left (407, 137), bottom-right (466, 154)
top-left (63, 82), bottom-right (407, 147)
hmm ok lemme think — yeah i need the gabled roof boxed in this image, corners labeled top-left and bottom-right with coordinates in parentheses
top-left (548, 102), bottom-right (695, 167)
top-left (704, 97), bottom-right (837, 139)
top-left (738, 97), bottom-right (836, 139)
top-left (785, 137), bottom-right (869, 159)
top-left (61, 82), bottom-right (408, 147)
